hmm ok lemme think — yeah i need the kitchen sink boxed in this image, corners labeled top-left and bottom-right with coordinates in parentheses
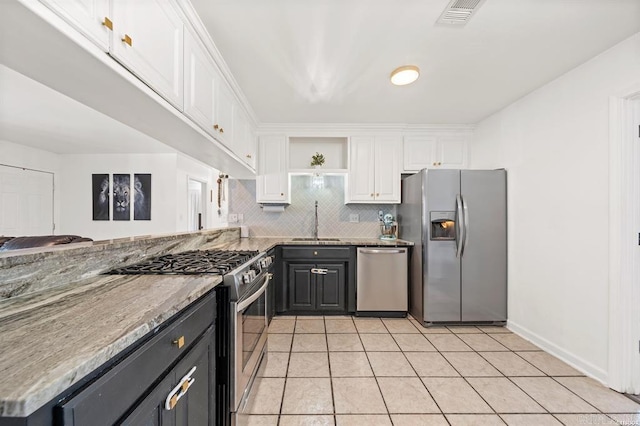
top-left (292, 238), bottom-right (341, 241)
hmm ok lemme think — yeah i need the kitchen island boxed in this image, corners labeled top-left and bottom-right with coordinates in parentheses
top-left (0, 229), bottom-right (412, 423)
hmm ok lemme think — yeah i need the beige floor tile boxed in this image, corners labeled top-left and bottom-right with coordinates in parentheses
top-left (296, 315), bottom-right (325, 320)
top-left (243, 378), bottom-right (285, 414)
top-left (442, 352), bottom-right (502, 377)
top-left (325, 315), bottom-right (353, 320)
top-left (608, 413), bottom-right (640, 425)
top-left (500, 414), bottom-right (563, 425)
top-left (325, 319), bottom-right (357, 333)
top-left (292, 334), bottom-right (328, 352)
top-left (466, 377), bottom-right (545, 413)
top-left (477, 326), bottom-right (512, 334)
top-left (288, 352), bottom-right (330, 377)
top-left (273, 315), bottom-right (297, 320)
top-left (279, 415), bottom-right (335, 426)
top-left (419, 325), bottom-right (452, 334)
top-left (336, 415), bottom-right (392, 426)
top-left (268, 333), bottom-right (293, 352)
top-left (422, 377), bottom-right (493, 413)
top-left (360, 334), bottom-right (401, 351)
top-left (296, 319), bottom-right (326, 333)
top-left (447, 326), bottom-right (484, 334)
top-left (516, 352), bottom-right (583, 376)
top-left (390, 414), bottom-right (449, 426)
top-left (511, 377), bottom-right (598, 413)
top-left (479, 352), bottom-right (545, 377)
top-left (235, 414), bottom-right (279, 426)
top-left (354, 318), bottom-right (388, 333)
top-left (553, 414), bottom-right (618, 425)
top-left (268, 319), bottom-right (295, 333)
top-left (327, 334), bottom-right (364, 352)
top-left (281, 378), bottom-right (333, 414)
top-left (458, 334), bottom-right (509, 351)
top-left (426, 334), bottom-right (473, 351)
top-left (329, 352), bottom-right (374, 377)
top-left (555, 376), bottom-right (640, 413)
top-left (446, 414), bottom-right (506, 425)
top-left (382, 318), bottom-right (421, 333)
top-left (332, 377), bottom-right (387, 414)
top-left (367, 352), bottom-right (416, 377)
top-left (257, 352), bottom-right (289, 377)
top-left (405, 352), bottom-right (460, 377)
top-left (392, 333), bottom-right (437, 351)
top-left (489, 334), bottom-right (540, 351)
top-left (377, 377), bottom-right (440, 413)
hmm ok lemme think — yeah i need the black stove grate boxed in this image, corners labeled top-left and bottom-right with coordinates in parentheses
top-left (106, 250), bottom-right (259, 275)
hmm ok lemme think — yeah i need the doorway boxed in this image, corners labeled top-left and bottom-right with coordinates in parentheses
top-left (0, 164), bottom-right (54, 236)
top-left (187, 178), bottom-right (206, 232)
top-left (608, 95), bottom-right (640, 394)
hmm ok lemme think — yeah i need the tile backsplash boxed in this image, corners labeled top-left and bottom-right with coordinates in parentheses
top-left (228, 176), bottom-right (397, 238)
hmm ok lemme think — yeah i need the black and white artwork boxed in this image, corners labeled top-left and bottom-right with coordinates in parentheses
top-left (92, 174), bottom-right (109, 221)
top-left (112, 174), bottom-right (131, 221)
top-left (134, 174), bottom-right (151, 220)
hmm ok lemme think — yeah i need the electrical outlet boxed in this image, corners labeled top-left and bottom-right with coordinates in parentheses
top-left (237, 213), bottom-right (244, 223)
top-left (228, 213), bottom-right (238, 223)
top-left (349, 214), bottom-right (359, 223)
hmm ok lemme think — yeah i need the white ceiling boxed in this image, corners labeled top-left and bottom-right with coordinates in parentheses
top-left (192, 0), bottom-right (640, 125)
top-left (0, 64), bottom-right (175, 155)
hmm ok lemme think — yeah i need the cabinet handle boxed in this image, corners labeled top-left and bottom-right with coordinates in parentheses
top-left (102, 17), bottom-right (113, 30)
top-left (213, 124), bottom-right (219, 130)
top-left (280, 193), bottom-right (284, 196)
top-left (164, 366), bottom-right (197, 410)
top-left (220, 127), bottom-right (224, 133)
top-left (311, 268), bottom-right (328, 275)
top-left (172, 336), bottom-right (185, 349)
top-left (121, 34), bottom-right (132, 46)
top-left (246, 154), bottom-right (252, 159)
top-left (370, 193), bottom-right (374, 197)
top-left (376, 193), bottom-right (379, 197)
top-left (432, 162), bottom-right (436, 166)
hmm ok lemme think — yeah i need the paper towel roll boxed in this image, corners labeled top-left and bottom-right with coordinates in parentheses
top-left (262, 205), bottom-right (285, 213)
top-left (240, 225), bottom-right (249, 238)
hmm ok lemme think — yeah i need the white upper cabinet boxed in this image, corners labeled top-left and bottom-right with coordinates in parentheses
top-left (348, 135), bottom-right (400, 204)
top-left (110, 0), bottom-right (184, 109)
top-left (184, 30), bottom-right (215, 135)
top-left (403, 132), bottom-right (469, 172)
top-left (40, 0), bottom-right (111, 51)
top-left (213, 79), bottom-right (235, 147)
top-left (233, 108), bottom-right (256, 169)
top-left (256, 135), bottom-right (289, 203)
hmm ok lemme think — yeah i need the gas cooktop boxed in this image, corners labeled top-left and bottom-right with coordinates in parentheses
top-left (105, 250), bottom-right (260, 275)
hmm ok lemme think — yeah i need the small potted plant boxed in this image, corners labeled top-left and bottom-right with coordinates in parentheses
top-left (310, 152), bottom-right (325, 168)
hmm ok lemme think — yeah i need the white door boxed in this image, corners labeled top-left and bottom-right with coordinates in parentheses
top-left (40, 0), bottom-right (111, 51)
top-left (183, 30), bottom-right (215, 136)
top-left (347, 136), bottom-right (376, 202)
top-left (256, 135), bottom-right (288, 203)
top-left (374, 136), bottom-right (401, 203)
top-left (403, 135), bottom-right (437, 172)
top-left (187, 179), bottom-right (205, 232)
top-left (0, 165), bottom-right (54, 236)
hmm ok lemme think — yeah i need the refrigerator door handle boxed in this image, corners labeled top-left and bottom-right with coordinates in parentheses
top-left (461, 195), bottom-right (470, 256)
top-left (455, 194), bottom-right (465, 258)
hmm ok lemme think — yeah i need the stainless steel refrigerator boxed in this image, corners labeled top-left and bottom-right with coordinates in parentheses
top-left (398, 169), bottom-right (507, 325)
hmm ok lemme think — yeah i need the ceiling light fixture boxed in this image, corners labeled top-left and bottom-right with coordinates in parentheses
top-left (390, 65), bottom-right (420, 86)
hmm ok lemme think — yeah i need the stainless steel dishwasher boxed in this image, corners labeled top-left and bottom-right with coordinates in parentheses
top-left (356, 247), bottom-right (408, 316)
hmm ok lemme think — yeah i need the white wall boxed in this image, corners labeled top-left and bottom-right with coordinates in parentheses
top-left (58, 153), bottom-right (179, 240)
top-left (0, 140), bottom-right (62, 232)
top-left (469, 32), bottom-right (640, 384)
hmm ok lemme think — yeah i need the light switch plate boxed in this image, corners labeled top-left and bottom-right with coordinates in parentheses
top-left (228, 213), bottom-right (238, 223)
top-left (349, 214), bottom-right (359, 223)
top-left (237, 213), bottom-right (244, 222)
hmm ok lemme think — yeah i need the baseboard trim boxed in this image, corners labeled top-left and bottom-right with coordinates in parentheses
top-left (507, 320), bottom-right (609, 385)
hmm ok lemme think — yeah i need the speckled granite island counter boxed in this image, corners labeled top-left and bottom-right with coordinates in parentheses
top-left (216, 237), bottom-right (414, 252)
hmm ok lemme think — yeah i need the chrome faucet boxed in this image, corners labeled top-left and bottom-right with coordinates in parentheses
top-left (313, 200), bottom-right (319, 240)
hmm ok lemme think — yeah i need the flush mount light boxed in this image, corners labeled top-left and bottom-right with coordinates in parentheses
top-left (390, 65), bottom-right (420, 86)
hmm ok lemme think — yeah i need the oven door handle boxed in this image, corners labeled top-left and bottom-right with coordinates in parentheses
top-left (236, 273), bottom-right (272, 313)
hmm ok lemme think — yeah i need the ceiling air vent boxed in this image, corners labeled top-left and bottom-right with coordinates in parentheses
top-left (436, 0), bottom-right (486, 25)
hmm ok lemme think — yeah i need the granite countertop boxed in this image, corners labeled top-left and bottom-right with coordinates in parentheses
top-left (0, 234), bottom-right (412, 417)
top-left (0, 273), bottom-right (222, 417)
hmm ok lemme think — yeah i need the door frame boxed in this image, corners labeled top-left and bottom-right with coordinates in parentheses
top-left (608, 90), bottom-right (640, 393)
top-left (187, 177), bottom-right (207, 231)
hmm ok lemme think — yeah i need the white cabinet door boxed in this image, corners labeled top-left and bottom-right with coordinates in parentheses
top-left (403, 135), bottom-right (437, 172)
top-left (256, 135), bottom-right (289, 203)
top-left (233, 108), bottom-right (256, 168)
top-left (40, 0), bottom-right (111, 51)
top-left (374, 136), bottom-right (401, 203)
top-left (402, 132), bottom-right (468, 171)
top-left (348, 136), bottom-right (376, 202)
top-left (436, 135), bottom-right (468, 168)
top-left (110, 0), bottom-right (184, 109)
top-left (213, 76), bottom-right (235, 147)
top-left (183, 30), bottom-right (215, 136)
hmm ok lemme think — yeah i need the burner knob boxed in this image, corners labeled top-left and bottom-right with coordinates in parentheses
top-left (249, 269), bottom-right (257, 280)
top-left (242, 273), bottom-right (252, 284)
top-left (261, 257), bottom-right (272, 268)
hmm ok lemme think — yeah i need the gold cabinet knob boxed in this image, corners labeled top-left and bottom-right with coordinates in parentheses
top-left (432, 162), bottom-right (436, 166)
top-left (280, 193), bottom-right (284, 196)
top-left (121, 34), bottom-right (132, 46)
top-left (246, 154), bottom-right (252, 158)
top-left (213, 124), bottom-right (219, 130)
top-left (220, 127), bottom-right (224, 133)
top-left (102, 17), bottom-right (113, 30)
top-left (173, 336), bottom-right (185, 349)
top-left (370, 193), bottom-right (374, 197)
top-left (376, 193), bottom-right (380, 197)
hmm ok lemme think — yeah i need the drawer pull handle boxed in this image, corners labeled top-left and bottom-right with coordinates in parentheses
top-left (311, 268), bottom-right (328, 275)
top-left (173, 336), bottom-right (185, 349)
top-left (165, 366), bottom-right (196, 410)
top-left (102, 17), bottom-right (113, 30)
top-left (121, 34), bottom-right (132, 46)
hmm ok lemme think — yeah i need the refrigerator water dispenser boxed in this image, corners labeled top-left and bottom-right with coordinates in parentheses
top-left (430, 211), bottom-right (456, 240)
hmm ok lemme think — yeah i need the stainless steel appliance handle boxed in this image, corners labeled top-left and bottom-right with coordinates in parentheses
top-left (236, 273), bottom-right (271, 312)
top-left (358, 249), bottom-right (405, 254)
top-left (456, 194), bottom-right (464, 258)
top-left (311, 268), bottom-right (328, 275)
top-left (461, 195), bottom-right (470, 256)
